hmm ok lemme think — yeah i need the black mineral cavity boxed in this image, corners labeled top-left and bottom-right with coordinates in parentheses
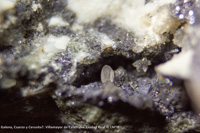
top-left (72, 55), bottom-right (136, 87)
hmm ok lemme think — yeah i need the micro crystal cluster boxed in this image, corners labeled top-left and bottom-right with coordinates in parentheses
top-left (0, 0), bottom-right (200, 132)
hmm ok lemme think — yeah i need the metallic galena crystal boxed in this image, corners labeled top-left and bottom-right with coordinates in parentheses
top-left (172, 0), bottom-right (199, 24)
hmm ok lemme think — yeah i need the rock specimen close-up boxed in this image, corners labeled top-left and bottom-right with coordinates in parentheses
top-left (1, 0), bottom-right (200, 132)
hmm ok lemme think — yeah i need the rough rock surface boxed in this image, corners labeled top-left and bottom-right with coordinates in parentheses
top-left (0, 0), bottom-right (200, 132)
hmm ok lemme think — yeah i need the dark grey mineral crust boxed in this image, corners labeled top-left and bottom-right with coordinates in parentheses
top-left (0, 0), bottom-right (200, 133)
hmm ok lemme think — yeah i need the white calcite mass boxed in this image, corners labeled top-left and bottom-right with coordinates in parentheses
top-left (68, 0), bottom-right (180, 53)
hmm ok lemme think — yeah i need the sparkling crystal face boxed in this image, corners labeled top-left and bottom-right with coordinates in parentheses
top-left (172, 0), bottom-right (198, 24)
top-left (101, 65), bottom-right (114, 84)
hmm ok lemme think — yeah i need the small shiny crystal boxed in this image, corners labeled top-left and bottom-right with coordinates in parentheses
top-left (189, 16), bottom-right (196, 24)
top-left (189, 10), bottom-right (194, 15)
top-left (67, 93), bottom-right (72, 97)
top-left (179, 14), bottom-right (185, 19)
top-left (108, 96), bottom-right (113, 103)
top-left (71, 101), bottom-right (75, 105)
top-left (184, 0), bottom-right (190, 3)
top-left (176, 6), bottom-right (181, 11)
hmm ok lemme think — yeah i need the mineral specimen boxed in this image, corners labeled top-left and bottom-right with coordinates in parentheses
top-left (132, 57), bottom-right (151, 73)
top-left (100, 65), bottom-right (121, 100)
top-left (156, 0), bottom-right (200, 115)
top-left (1, 0), bottom-right (200, 132)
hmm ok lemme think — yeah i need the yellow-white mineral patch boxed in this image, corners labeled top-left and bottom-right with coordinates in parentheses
top-left (67, 0), bottom-right (180, 52)
top-left (22, 35), bottom-right (70, 69)
top-left (155, 50), bottom-right (194, 79)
